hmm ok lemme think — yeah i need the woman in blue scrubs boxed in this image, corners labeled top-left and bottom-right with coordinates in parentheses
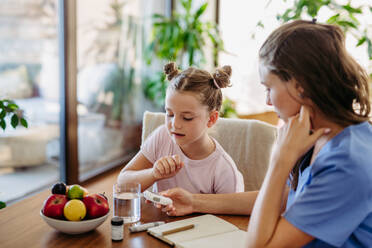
top-left (160, 20), bottom-right (372, 247)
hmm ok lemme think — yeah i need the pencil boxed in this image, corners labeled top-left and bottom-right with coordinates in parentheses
top-left (162, 224), bottom-right (195, 235)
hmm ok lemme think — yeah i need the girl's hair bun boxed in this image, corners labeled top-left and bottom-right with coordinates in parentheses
top-left (212, 65), bottom-right (232, 88)
top-left (164, 62), bottom-right (179, 81)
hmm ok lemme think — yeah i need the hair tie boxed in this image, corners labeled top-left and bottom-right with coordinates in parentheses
top-left (312, 18), bottom-right (317, 24)
top-left (210, 73), bottom-right (220, 89)
top-left (213, 78), bottom-right (220, 89)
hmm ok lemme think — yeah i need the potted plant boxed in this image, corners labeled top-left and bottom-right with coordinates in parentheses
top-left (0, 99), bottom-right (28, 209)
top-left (143, 0), bottom-right (225, 108)
top-left (257, 0), bottom-right (371, 76)
top-left (0, 99), bottom-right (28, 131)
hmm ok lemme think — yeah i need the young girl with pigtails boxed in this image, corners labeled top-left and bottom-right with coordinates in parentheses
top-left (117, 62), bottom-right (244, 194)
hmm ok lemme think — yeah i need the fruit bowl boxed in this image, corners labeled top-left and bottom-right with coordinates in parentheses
top-left (40, 210), bottom-right (109, 234)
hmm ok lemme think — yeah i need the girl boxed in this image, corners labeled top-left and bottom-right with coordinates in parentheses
top-left (161, 20), bottom-right (372, 247)
top-left (117, 62), bottom-right (244, 194)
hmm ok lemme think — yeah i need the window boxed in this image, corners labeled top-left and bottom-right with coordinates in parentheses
top-left (0, 0), bottom-right (60, 204)
top-left (219, 0), bottom-right (371, 115)
top-left (76, 0), bottom-right (165, 180)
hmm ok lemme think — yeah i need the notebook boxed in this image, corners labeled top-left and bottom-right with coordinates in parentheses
top-left (147, 214), bottom-right (247, 248)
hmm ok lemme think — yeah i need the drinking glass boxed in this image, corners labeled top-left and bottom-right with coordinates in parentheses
top-left (113, 183), bottom-right (141, 223)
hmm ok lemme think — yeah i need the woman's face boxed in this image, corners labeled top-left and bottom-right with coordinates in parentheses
top-left (165, 89), bottom-right (212, 148)
top-left (259, 63), bottom-right (302, 122)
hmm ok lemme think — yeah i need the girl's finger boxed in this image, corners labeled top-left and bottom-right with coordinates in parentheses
top-left (172, 154), bottom-right (181, 164)
top-left (163, 158), bottom-right (173, 174)
top-left (172, 155), bottom-right (183, 169)
top-left (167, 157), bottom-right (176, 173)
top-left (178, 161), bottom-right (184, 170)
top-left (157, 161), bottom-right (165, 175)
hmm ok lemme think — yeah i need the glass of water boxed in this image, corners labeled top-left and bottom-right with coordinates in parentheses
top-left (113, 183), bottom-right (141, 223)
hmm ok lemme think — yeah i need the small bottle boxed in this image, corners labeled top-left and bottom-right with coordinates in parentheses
top-left (111, 217), bottom-right (124, 241)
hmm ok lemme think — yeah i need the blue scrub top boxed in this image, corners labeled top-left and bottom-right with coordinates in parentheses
top-left (284, 121), bottom-right (372, 247)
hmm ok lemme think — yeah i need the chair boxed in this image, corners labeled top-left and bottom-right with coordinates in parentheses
top-left (142, 111), bottom-right (277, 191)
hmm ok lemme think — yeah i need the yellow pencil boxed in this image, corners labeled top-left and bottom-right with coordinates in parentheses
top-left (162, 224), bottom-right (195, 235)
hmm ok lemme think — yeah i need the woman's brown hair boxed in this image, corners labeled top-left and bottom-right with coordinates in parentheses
top-left (259, 20), bottom-right (371, 190)
top-left (163, 62), bottom-right (232, 112)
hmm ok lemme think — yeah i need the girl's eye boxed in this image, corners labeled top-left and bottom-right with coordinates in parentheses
top-left (183, 117), bottom-right (193, 121)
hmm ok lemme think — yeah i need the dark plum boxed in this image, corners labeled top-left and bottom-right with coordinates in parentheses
top-left (51, 182), bottom-right (67, 195)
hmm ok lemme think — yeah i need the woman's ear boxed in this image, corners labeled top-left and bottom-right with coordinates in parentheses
top-left (294, 81), bottom-right (305, 98)
top-left (207, 110), bottom-right (219, 127)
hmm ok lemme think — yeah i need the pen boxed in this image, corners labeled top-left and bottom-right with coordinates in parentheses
top-left (162, 224), bottom-right (195, 235)
top-left (129, 221), bottom-right (165, 232)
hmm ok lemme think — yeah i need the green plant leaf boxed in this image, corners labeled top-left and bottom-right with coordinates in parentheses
top-left (20, 118), bottom-right (28, 128)
top-left (11, 114), bottom-right (19, 128)
top-left (181, 0), bottom-right (192, 12)
top-left (336, 20), bottom-right (357, 29)
top-left (0, 110), bottom-right (5, 119)
top-left (357, 37), bottom-right (366, 47)
top-left (348, 14), bottom-right (360, 25)
top-left (256, 21), bottom-right (264, 28)
top-left (342, 4), bottom-right (362, 14)
top-left (327, 13), bottom-right (340, 24)
top-left (367, 38), bottom-right (372, 60)
top-left (152, 13), bottom-right (165, 19)
top-left (0, 201), bottom-right (6, 209)
top-left (7, 103), bottom-right (18, 111)
top-left (0, 119), bottom-right (6, 130)
top-left (194, 3), bottom-right (208, 20)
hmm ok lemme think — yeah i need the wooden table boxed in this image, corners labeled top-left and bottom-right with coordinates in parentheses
top-left (0, 167), bottom-right (249, 248)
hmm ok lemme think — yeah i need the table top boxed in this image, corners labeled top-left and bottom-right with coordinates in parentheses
top-left (0, 167), bottom-right (249, 248)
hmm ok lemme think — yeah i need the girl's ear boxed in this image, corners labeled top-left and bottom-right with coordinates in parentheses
top-left (207, 110), bottom-right (219, 128)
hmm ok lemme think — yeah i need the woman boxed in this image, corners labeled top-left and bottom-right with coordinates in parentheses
top-left (160, 20), bottom-right (372, 247)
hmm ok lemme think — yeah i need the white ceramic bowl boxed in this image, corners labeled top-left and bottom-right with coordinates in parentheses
top-left (40, 210), bottom-right (109, 234)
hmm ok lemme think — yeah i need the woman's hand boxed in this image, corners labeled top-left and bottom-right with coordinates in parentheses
top-left (152, 155), bottom-right (184, 180)
top-left (157, 188), bottom-right (194, 216)
top-left (272, 105), bottom-right (330, 170)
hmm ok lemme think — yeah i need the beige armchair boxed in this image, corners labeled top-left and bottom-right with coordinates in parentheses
top-left (142, 111), bottom-right (277, 191)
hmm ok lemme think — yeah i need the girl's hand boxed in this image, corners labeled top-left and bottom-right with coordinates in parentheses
top-left (272, 106), bottom-right (330, 170)
top-left (152, 155), bottom-right (184, 180)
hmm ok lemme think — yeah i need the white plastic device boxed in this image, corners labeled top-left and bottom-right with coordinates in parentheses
top-left (143, 191), bottom-right (173, 205)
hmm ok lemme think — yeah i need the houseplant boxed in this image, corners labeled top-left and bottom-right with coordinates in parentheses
top-left (258, 0), bottom-right (371, 75)
top-left (0, 99), bottom-right (28, 209)
top-left (0, 99), bottom-right (28, 131)
top-left (143, 0), bottom-right (225, 108)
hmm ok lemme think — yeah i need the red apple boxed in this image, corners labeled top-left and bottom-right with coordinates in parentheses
top-left (82, 193), bottom-right (109, 219)
top-left (42, 194), bottom-right (68, 219)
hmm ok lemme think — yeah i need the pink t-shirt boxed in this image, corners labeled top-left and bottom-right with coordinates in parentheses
top-left (141, 125), bottom-right (244, 194)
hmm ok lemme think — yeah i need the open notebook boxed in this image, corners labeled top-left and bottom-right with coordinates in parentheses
top-left (147, 214), bottom-right (247, 248)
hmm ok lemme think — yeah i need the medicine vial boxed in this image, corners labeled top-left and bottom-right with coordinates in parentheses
top-left (111, 217), bottom-right (124, 241)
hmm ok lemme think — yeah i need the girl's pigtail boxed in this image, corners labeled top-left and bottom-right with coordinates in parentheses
top-left (164, 62), bottom-right (179, 81)
top-left (212, 65), bottom-right (232, 89)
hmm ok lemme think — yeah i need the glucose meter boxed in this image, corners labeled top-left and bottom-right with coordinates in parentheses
top-left (143, 191), bottom-right (173, 205)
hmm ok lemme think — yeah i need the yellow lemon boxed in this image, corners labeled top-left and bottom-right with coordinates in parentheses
top-left (63, 199), bottom-right (86, 221)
